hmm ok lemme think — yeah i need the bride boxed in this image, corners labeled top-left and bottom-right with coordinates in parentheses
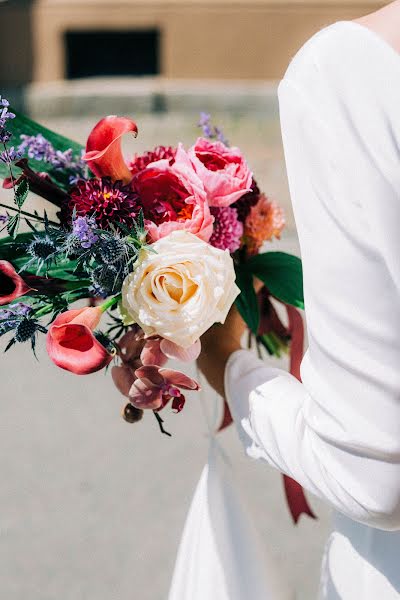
top-left (198, 2), bottom-right (400, 598)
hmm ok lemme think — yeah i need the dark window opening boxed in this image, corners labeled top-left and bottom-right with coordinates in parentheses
top-left (65, 30), bottom-right (160, 79)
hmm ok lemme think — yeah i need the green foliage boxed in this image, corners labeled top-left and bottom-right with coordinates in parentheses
top-left (14, 178), bottom-right (29, 208)
top-left (234, 265), bottom-right (259, 334)
top-left (234, 251), bottom-right (304, 335)
top-left (247, 252), bottom-right (304, 310)
top-left (6, 213), bottom-right (20, 239)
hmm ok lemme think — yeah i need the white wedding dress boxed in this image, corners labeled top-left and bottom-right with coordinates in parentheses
top-left (225, 21), bottom-right (400, 599)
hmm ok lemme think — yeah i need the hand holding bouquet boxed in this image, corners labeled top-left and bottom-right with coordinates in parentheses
top-left (0, 100), bottom-right (303, 435)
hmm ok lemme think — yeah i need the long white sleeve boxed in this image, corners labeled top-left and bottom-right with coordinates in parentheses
top-left (225, 22), bottom-right (400, 530)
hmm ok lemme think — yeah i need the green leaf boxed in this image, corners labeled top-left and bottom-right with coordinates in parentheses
top-left (6, 213), bottom-right (20, 239)
top-left (0, 231), bottom-right (36, 261)
top-left (0, 109), bottom-right (84, 189)
top-left (234, 265), bottom-right (259, 334)
top-left (248, 251), bottom-right (304, 310)
top-left (15, 178), bottom-right (29, 208)
top-left (10, 256), bottom-right (80, 281)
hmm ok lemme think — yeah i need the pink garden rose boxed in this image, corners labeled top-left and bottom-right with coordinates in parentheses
top-left (132, 144), bottom-right (214, 242)
top-left (188, 138), bottom-right (253, 208)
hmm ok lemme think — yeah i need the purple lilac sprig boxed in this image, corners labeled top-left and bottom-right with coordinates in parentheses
top-left (17, 134), bottom-right (87, 183)
top-left (198, 112), bottom-right (229, 146)
top-left (0, 97), bottom-right (15, 142)
top-left (0, 95), bottom-right (22, 228)
top-left (72, 215), bottom-right (98, 249)
top-left (0, 146), bottom-right (22, 164)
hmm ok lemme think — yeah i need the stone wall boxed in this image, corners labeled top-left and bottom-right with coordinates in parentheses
top-left (30, 0), bottom-right (383, 82)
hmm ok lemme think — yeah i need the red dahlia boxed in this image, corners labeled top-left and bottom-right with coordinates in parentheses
top-left (67, 177), bottom-right (140, 230)
top-left (129, 146), bottom-right (177, 176)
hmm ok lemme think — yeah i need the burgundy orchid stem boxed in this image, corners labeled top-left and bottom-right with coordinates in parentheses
top-left (15, 159), bottom-right (69, 208)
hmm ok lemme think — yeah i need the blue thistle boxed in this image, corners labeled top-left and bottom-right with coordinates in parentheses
top-left (0, 303), bottom-right (47, 356)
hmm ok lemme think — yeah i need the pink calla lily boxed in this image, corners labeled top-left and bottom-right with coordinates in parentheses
top-left (0, 261), bottom-right (32, 305)
top-left (83, 116), bottom-right (138, 184)
top-left (46, 307), bottom-right (112, 375)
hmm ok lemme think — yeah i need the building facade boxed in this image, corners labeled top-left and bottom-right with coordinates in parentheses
top-left (1, 0), bottom-right (384, 86)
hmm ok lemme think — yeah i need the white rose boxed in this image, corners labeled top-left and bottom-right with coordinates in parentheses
top-left (121, 230), bottom-right (240, 348)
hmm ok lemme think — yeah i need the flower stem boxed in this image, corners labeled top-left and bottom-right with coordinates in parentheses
top-left (34, 304), bottom-right (53, 318)
top-left (2, 142), bottom-right (16, 191)
top-left (0, 202), bottom-right (58, 226)
top-left (154, 412), bottom-right (172, 437)
top-left (99, 294), bottom-right (121, 313)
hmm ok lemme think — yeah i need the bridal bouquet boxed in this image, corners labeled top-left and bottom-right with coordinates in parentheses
top-left (0, 98), bottom-right (303, 435)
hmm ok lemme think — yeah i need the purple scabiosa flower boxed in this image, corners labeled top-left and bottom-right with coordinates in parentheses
top-left (0, 214), bottom-right (8, 225)
top-left (72, 215), bottom-right (98, 249)
top-left (209, 206), bottom-right (243, 253)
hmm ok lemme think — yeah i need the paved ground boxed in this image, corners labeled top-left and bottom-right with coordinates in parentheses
top-left (0, 112), bottom-right (331, 600)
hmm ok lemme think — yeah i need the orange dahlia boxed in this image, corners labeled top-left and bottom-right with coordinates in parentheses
top-left (244, 194), bottom-right (285, 255)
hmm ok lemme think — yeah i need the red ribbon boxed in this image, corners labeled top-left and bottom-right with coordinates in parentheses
top-left (218, 295), bottom-right (316, 524)
top-left (283, 304), bottom-right (316, 523)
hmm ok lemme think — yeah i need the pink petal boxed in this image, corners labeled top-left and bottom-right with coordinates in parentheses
top-left (3, 175), bottom-right (24, 189)
top-left (111, 365), bottom-right (136, 397)
top-left (141, 338), bottom-right (168, 367)
top-left (159, 339), bottom-right (201, 362)
top-left (83, 116), bottom-right (138, 184)
top-left (172, 395), bottom-right (186, 413)
top-left (117, 329), bottom-right (146, 364)
top-left (129, 378), bottom-right (163, 409)
top-left (134, 365), bottom-right (165, 386)
top-left (159, 368), bottom-right (200, 391)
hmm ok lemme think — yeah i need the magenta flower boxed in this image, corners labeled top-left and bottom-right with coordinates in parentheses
top-left (129, 365), bottom-right (200, 412)
top-left (129, 146), bottom-right (176, 176)
top-left (132, 144), bottom-right (214, 243)
top-left (209, 206), bottom-right (243, 253)
top-left (67, 177), bottom-right (140, 231)
top-left (188, 137), bottom-right (252, 208)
